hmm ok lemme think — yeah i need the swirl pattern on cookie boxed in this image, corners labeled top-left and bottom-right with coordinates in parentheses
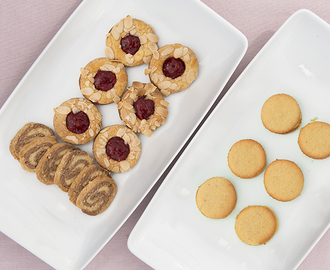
top-left (76, 175), bottom-right (117, 216)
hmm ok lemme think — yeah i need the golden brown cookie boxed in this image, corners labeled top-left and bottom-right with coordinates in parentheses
top-left (195, 177), bottom-right (237, 219)
top-left (36, 143), bottom-right (76, 185)
top-left (68, 164), bottom-right (111, 205)
top-left (54, 149), bottom-right (94, 192)
top-left (105, 15), bottom-right (159, 66)
top-left (118, 81), bottom-right (169, 137)
top-left (93, 125), bottom-right (141, 173)
top-left (264, 159), bottom-right (304, 202)
top-left (53, 98), bottom-right (102, 145)
top-left (10, 122), bottom-right (54, 160)
top-left (147, 43), bottom-right (199, 96)
top-left (261, 93), bottom-right (302, 134)
top-left (79, 57), bottom-right (128, 104)
top-left (76, 175), bottom-right (117, 216)
top-left (298, 121), bottom-right (330, 159)
top-left (235, 205), bottom-right (278, 246)
top-left (228, 139), bottom-right (266, 179)
top-left (19, 136), bottom-right (57, 172)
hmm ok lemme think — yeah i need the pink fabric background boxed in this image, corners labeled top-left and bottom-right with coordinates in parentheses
top-left (1, 0), bottom-right (330, 269)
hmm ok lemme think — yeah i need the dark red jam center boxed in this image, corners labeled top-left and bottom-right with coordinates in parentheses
top-left (162, 57), bottom-right (186, 79)
top-left (106, 136), bottom-right (130, 162)
top-left (133, 96), bottom-right (155, 120)
top-left (66, 111), bottom-right (90, 134)
top-left (93, 70), bottom-right (117, 91)
top-left (120, 34), bottom-right (141, 55)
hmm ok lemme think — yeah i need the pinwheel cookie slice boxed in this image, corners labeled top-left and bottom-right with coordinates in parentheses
top-left (79, 57), bottom-right (128, 104)
top-left (146, 43), bottom-right (198, 96)
top-left (105, 15), bottom-right (159, 66)
top-left (118, 81), bottom-right (169, 137)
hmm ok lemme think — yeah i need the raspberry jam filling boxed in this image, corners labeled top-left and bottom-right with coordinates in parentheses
top-left (66, 111), bottom-right (90, 134)
top-left (162, 57), bottom-right (186, 79)
top-left (94, 70), bottom-right (117, 91)
top-left (120, 34), bottom-right (141, 55)
top-left (133, 96), bottom-right (155, 120)
top-left (106, 136), bottom-right (130, 162)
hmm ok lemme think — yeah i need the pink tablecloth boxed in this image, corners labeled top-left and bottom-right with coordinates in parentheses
top-left (1, 0), bottom-right (330, 269)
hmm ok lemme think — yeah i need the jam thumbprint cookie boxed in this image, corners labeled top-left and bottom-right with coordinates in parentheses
top-left (105, 15), bottom-right (159, 67)
top-left (146, 43), bottom-right (198, 96)
top-left (53, 98), bottom-right (102, 145)
top-left (118, 81), bottom-right (169, 137)
top-left (93, 125), bottom-right (141, 173)
top-left (79, 57), bottom-right (128, 104)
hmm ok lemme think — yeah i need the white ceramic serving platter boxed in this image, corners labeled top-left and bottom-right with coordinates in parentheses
top-left (0, 0), bottom-right (247, 269)
top-left (128, 9), bottom-right (330, 270)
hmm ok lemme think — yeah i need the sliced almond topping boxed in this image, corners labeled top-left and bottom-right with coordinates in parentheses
top-left (132, 81), bottom-right (144, 89)
top-left (113, 96), bottom-right (120, 104)
top-left (151, 66), bottom-right (157, 73)
top-left (169, 83), bottom-right (178, 90)
top-left (89, 113), bottom-right (95, 121)
top-left (111, 27), bottom-right (120, 40)
top-left (85, 81), bottom-right (90, 87)
top-left (134, 50), bottom-right (144, 62)
top-left (80, 67), bottom-right (89, 77)
top-left (155, 107), bottom-right (168, 117)
top-left (123, 102), bottom-right (133, 110)
top-left (102, 64), bottom-right (115, 71)
top-left (126, 54), bottom-right (134, 64)
top-left (113, 67), bottom-right (121, 74)
top-left (143, 55), bottom-right (152, 63)
top-left (129, 113), bottom-right (136, 125)
top-left (89, 129), bottom-right (94, 137)
top-left (147, 33), bottom-right (159, 43)
top-left (153, 50), bottom-right (159, 60)
top-left (182, 47), bottom-right (189, 56)
top-left (90, 92), bottom-right (101, 102)
top-left (144, 83), bottom-right (153, 93)
top-left (137, 89), bottom-right (146, 96)
top-left (161, 46), bottom-right (174, 56)
top-left (148, 42), bottom-right (158, 52)
top-left (123, 133), bottom-right (130, 144)
top-left (55, 106), bottom-right (71, 115)
top-left (104, 158), bottom-right (110, 168)
top-left (139, 35), bottom-right (148, 44)
top-left (143, 128), bottom-right (152, 137)
top-left (186, 70), bottom-right (195, 84)
top-left (183, 53), bottom-right (190, 62)
top-left (158, 80), bottom-right (171, 90)
top-left (160, 100), bottom-right (169, 107)
top-left (130, 29), bottom-right (136, 35)
top-left (158, 74), bottom-right (165, 82)
top-left (117, 128), bottom-right (126, 137)
top-left (133, 126), bottom-right (138, 132)
top-left (118, 101), bottom-right (123, 109)
top-left (124, 15), bottom-right (133, 29)
top-left (120, 108), bottom-right (128, 119)
top-left (117, 20), bottom-right (124, 33)
top-left (131, 137), bottom-right (140, 147)
top-left (113, 166), bottom-right (120, 173)
top-left (120, 160), bottom-right (130, 171)
top-left (161, 89), bottom-right (170, 96)
top-left (105, 46), bottom-right (115, 59)
top-left (145, 69), bottom-right (151, 75)
top-left (130, 145), bottom-right (140, 152)
top-left (66, 136), bottom-right (78, 144)
top-left (151, 73), bottom-right (159, 84)
top-left (174, 47), bottom-right (183, 58)
top-left (72, 107), bottom-right (80, 114)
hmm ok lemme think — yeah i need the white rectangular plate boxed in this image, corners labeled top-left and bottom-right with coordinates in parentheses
top-left (128, 9), bottom-right (330, 270)
top-left (0, 0), bottom-right (247, 269)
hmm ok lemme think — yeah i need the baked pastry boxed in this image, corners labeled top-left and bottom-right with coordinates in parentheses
top-left (54, 149), bottom-right (94, 192)
top-left (261, 93), bottom-right (301, 134)
top-left (19, 136), bottom-right (58, 172)
top-left (298, 121), bottom-right (330, 159)
top-left (36, 143), bottom-right (76, 185)
top-left (146, 43), bottom-right (198, 96)
top-left (105, 15), bottom-right (159, 67)
top-left (264, 159), bottom-right (304, 202)
top-left (228, 139), bottom-right (266, 179)
top-left (53, 98), bottom-right (102, 145)
top-left (93, 125), bottom-right (141, 173)
top-left (10, 122), bottom-right (55, 160)
top-left (76, 175), bottom-right (117, 216)
top-left (68, 164), bottom-right (111, 205)
top-left (118, 81), bottom-right (169, 137)
top-left (235, 205), bottom-right (278, 246)
top-left (79, 57), bottom-right (128, 104)
top-left (196, 177), bottom-right (237, 219)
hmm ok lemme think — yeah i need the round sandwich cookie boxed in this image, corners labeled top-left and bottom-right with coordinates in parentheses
top-left (79, 57), bottom-right (128, 104)
top-left (93, 125), bottom-right (141, 173)
top-left (196, 177), bottom-right (237, 219)
top-left (53, 98), bottom-right (102, 145)
top-left (261, 93), bottom-right (302, 134)
top-left (118, 81), bottom-right (169, 137)
top-left (147, 43), bottom-right (198, 96)
top-left (105, 15), bottom-right (159, 67)
top-left (264, 159), bottom-right (304, 202)
top-left (235, 205), bottom-right (278, 246)
top-left (298, 121), bottom-right (330, 159)
top-left (228, 139), bottom-right (266, 179)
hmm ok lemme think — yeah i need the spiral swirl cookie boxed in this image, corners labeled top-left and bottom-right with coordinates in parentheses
top-left (54, 149), bottom-right (94, 192)
top-left (76, 175), bottom-right (117, 216)
top-left (118, 81), bottom-right (169, 137)
top-left (68, 164), bottom-right (111, 205)
top-left (19, 136), bottom-right (58, 172)
top-left (36, 143), bottom-right (76, 185)
top-left (79, 57), bottom-right (128, 104)
top-left (10, 122), bottom-right (55, 161)
top-left (93, 125), bottom-right (141, 173)
top-left (146, 43), bottom-right (198, 96)
top-left (53, 98), bottom-right (102, 145)
top-left (105, 15), bottom-right (159, 67)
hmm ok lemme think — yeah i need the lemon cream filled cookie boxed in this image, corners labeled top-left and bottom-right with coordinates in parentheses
top-left (79, 57), bottom-right (128, 104)
top-left (228, 139), bottom-right (266, 179)
top-left (93, 125), bottom-right (141, 173)
top-left (235, 205), bottom-right (278, 246)
top-left (261, 93), bottom-right (301, 134)
top-left (118, 81), bottom-right (169, 137)
top-left (196, 177), bottom-right (237, 219)
top-left (146, 43), bottom-right (198, 96)
top-left (105, 15), bottom-right (159, 67)
top-left (53, 98), bottom-right (102, 145)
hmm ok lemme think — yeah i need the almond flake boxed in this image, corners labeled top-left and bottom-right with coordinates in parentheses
top-left (147, 33), bottom-right (159, 43)
top-left (148, 42), bottom-right (158, 52)
top-left (134, 50), bottom-right (144, 62)
top-left (89, 129), bottom-right (94, 137)
top-left (143, 56), bottom-right (152, 63)
top-left (55, 106), bottom-right (71, 115)
top-left (117, 20), bottom-right (124, 33)
top-left (124, 15), bottom-right (133, 29)
top-left (143, 128), bottom-right (152, 137)
top-left (113, 67), bottom-right (121, 73)
top-left (182, 47), bottom-right (189, 56)
top-left (126, 54), bottom-right (134, 64)
top-left (72, 107), bottom-right (80, 114)
top-left (151, 73), bottom-right (159, 84)
top-left (104, 158), bottom-right (110, 167)
top-left (113, 96), bottom-right (120, 104)
top-left (132, 81), bottom-right (144, 89)
top-left (105, 46), bottom-right (114, 59)
top-left (113, 166), bottom-right (120, 173)
top-left (183, 53), bottom-right (190, 62)
top-left (90, 92), bottom-right (101, 102)
top-left (174, 47), bottom-right (183, 58)
top-left (117, 128), bottom-right (126, 137)
top-left (153, 50), bottom-right (159, 60)
top-left (186, 70), bottom-right (195, 84)
top-left (111, 27), bottom-right (120, 40)
top-left (89, 113), bottom-right (95, 121)
top-left (158, 80), bottom-right (171, 90)
top-left (155, 107), bottom-right (168, 117)
top-left (66, 136), bottom-right (78, 144)
top-left (123, 133), bottom-right (130, 144)
top-left (160, 100), bottom-right (169, 107)
top-left (139, 35), bottom-right (147, 44)
top-left (102, 64), bottom-right (115, 71)
top-left (85, 81), bottom-right (90, 87)
top-left (120, 160), bottom-right (130, 171)
top-left (145, 69), bottom-right (151, 75)
top-left (169, 83), bottom-right (178, 90)
top-left (129, 113), bottom-right (136, 124)
top-left (161, 46), bottom-right (174, 56)
top-left (161, 89), bottom-right (170, 96)
top-left (131, 137), bottom-right (140, 147)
